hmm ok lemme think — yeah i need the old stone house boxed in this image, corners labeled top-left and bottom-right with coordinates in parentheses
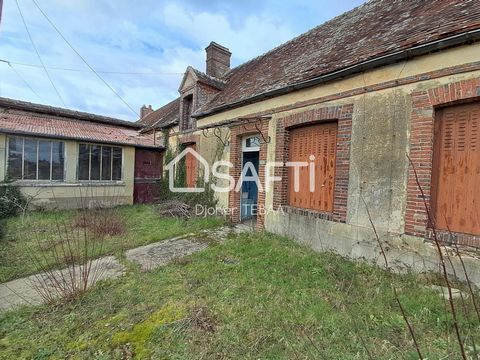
top-left (140, 0), bottom-right (480, 281)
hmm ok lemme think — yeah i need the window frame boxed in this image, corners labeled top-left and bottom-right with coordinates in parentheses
top-left (77, 142), bottom-right (124, 182)
top-left (242, 135), bottom-right (261, 152)
top-left (181, 93), bottom-right (195, 131)
top-left (6, 135), bottom-right (66, 182)
top-left (272, 104), bottom-right (353, 224)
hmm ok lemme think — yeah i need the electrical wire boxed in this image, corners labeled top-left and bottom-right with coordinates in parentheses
top-left (0, 58), bottom-right (184, 75)
top-left (15, 0), bottom-right (66, 106)
top-left (31, 0), bottom-right (140, 117)
top-left (3, 60), bottom-right (43, 101)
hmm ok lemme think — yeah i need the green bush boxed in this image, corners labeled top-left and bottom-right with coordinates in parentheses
top-left (0, 184), bottom-right (27, 240)
top-left (0, 184), bottom-right (27, 219)
top-left (159, 142), bottom-right (217, 209)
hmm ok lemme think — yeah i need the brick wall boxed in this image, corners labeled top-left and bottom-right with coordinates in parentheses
top-left (197, 83), bottom-right (220, 109)
top-left (273, 104), bottom-right (353, 223)
top-left (406, 77), bottom-right (480, 245)
top-left (179, 133), bottom-right (199, 146)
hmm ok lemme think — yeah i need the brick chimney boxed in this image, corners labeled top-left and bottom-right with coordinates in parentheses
top-left (205, 42), bottom-right (231, 78)
top-left (140, 104), bottom-right (153, 119)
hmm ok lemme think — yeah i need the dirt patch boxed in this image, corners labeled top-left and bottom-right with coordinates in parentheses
top-left (186, 306), bottom-right (217, 333)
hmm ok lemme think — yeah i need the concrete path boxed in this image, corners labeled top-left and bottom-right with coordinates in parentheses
top-left (0, 225), bottom-right (248, 312)
top-left (125, 224), bottom-right (250, 270)
top-left (0, 256), bottom-right (124, 312)
top-left (126, 236), bottom-right (208, 271)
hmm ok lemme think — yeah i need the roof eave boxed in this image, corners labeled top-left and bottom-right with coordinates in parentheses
top-left (194, 29), bottom-right (480, 119)
top-left (0, 128), bottom-right (164, 149)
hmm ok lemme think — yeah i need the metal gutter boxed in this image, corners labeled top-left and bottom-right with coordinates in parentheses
top-left (194, 29), bottom-right (480, 119)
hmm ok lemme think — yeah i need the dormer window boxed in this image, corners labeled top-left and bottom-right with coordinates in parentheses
top-left (181, 94), bottom-right (194, 131)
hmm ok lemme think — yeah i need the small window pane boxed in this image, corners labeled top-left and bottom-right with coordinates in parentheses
top-left (246, 136), bottom-right (260, 148)
top-left (112, 147), bottom-right (122, 180)
top-left (90, 145), bottom-right (101, 180)
top-left (24, 139), bottom-right (37, 180)
top-left (8, 137), bottom-right (23, 180)
top-left (78, 144), bottom-right (90, 180)
top-left (101, 146), bottom-right (112, 180)
top-left (52, 142), bottom-right (64, 181)
top-left (38, 140), bottom-right (51, 180)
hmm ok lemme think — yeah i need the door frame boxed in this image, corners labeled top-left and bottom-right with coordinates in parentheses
top-left (240, 135), bottom-right (261, 221)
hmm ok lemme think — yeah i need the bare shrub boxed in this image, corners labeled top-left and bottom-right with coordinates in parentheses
top-left (406, 154), bottom-right (480, 359)
top-left (72, 208), bottom-right (126, 237)
top-left (24, 191), bottom-right (125, 304)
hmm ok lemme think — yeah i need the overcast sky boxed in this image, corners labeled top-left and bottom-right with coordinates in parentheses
top-left (0, 0), bottom-right (365, 121)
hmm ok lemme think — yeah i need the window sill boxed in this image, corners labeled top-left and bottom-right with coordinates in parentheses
top-left (9, 181), bottom-right (126, 187)
top-left (283, 206), bottom-right (334, 221)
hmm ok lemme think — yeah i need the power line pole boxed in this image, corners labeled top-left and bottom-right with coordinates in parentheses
top-left (0, 0), bottom-right (4, 27)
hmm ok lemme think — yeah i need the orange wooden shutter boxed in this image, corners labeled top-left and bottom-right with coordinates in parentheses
top-left (432, 102), bottom-right (480, 235)
top-left (185, 144), bottom-right (197, 188)
top-left (288, 122), bottom-right (337, 212)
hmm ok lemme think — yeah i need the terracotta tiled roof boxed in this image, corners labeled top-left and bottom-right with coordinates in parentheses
top-left (0, 97), bottom-right (142, 128)
top-left (195, 0), bottom-right (480, 117)
top-left (137, 98), bottom-right (180, 129)
top-left (0, 108), bottom-right (160, 148)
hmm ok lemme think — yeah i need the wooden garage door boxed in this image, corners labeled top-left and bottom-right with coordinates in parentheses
top-left (432, 102), bottom-right (480, 235)
top-left (185, 144), bottom-right (197, 188)
top-left (288, 122), bottom-right (337, 212)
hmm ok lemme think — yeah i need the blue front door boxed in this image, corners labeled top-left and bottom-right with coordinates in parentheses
top-left (240, 151), bottom-right (259, 221)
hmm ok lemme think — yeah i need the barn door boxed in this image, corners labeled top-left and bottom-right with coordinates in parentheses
top-left (432, 102), bottom-right (480, 235)
top-left (134, 148), bottom-right (163, 203)
top-left (185, 144), bottom-right (197, 188)
top-left (288, 122), bottom-right (337, 212)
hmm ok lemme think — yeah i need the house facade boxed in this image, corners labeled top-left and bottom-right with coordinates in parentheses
top-left (144, 0), bottom-right (480, 283)
top-left (0, 98), bottom-right (163, 209)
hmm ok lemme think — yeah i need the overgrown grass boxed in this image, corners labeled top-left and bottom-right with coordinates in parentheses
top-left (0, 205), bottom-right (223, 282)
top-left (0, 232), bottom-right (478, 359)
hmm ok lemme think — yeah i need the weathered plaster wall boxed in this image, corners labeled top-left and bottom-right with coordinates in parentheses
top-left (266, 212), bottom-right (480, 286)
top-left (0, 134), bottom-right (135, 209)
top-left (164, 127), bottom-right (231, 208)
top-left (346, 91), bottom-right (411, 234)
top-left (195, 128), bottom-right (231, 208)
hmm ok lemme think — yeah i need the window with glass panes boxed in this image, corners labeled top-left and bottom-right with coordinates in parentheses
top-left (78, 144), bottom-right (122, 181)
top-left (7, 136), bottom-right (65, 181)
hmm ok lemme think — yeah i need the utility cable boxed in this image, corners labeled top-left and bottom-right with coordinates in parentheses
top-left (15, 0), bottom-right (65, 106)
top-left (3, 60), bottom-right (43, 101)
top-left (31, 0), bottom-right (140, 117)
top-left (0, 59), bottom-right (184, 75)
